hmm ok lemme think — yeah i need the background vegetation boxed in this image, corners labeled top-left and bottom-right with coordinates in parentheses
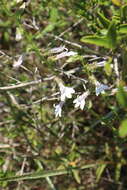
top-left (1, 0), bottom-right (127, 189)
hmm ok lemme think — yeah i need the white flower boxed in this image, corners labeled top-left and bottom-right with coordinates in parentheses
top-left (95, 81), bottom-right (109, 96)
top-left (55, 51), bottom-right (77, 60)
top-left (59, 84), bottom-right (75, 101)
top-left (73, 91), bottom-right (89, 110)
top-left (95, 61), bottom-right (106, 67)
top-left (54, 102), bottom-right (64, 117)
top-left (15, 28), bottom-right (22, 41)
top-left (50, 45), bottom-right (68, 54)
top-left (13, 55), bottom-right (23, 68)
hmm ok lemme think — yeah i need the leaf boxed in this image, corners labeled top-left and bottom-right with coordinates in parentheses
top-left (50, 8), bottom-right (58, 23)
top-left (115, 163), bottom-right (122, 181)
top-left (122, 49), bottom-right (127, 81)
top-left (106, 20), bottom-right (117, 49)
top-left (81, 21), bottom-right (117, 49)
top-left (120, 4), bottom-right (127, 21)
top-left (81, 36), bottom-right (110, 48)
top-left (96, 164), bottom-right (107, 182)
top-left (42, 24), bottom-right (55, 34)
top-left (116, 85), bottom-right (127, 108)
top-left (97, 12), bottom-right (110, 28)
top-left (0, 164), bottom-right (98, 182)
top-left (111, 0), bottom-right (122, 7)
top-left (118, 24), bottom-right (127, 34)
top-left (72, 169), bottom-right (81, 184)
top-left (104, 57), bottom-right (112, 76)
top-left (119, 119), bottom-right (127, 138)
top-left (35, 24), bottom-right (55, 38)
top-left (35, 8), bottom-right (58, 38)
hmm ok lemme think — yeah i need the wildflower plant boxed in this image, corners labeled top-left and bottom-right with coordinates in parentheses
top-left (1, 0), bottom-right (127, 189)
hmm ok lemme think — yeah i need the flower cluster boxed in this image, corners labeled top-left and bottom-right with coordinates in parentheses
top-left (54, 82), bottom-right (109, 117)
top-left (51, 46), bottom-right (110, 117)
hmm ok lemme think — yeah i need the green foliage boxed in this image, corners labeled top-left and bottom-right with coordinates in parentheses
top-left (118, 23), bottom-right (127, 33)
top-left (97, 11), bottom-right (110, 28)
top-left (81, 19), bottom-right (117, 49)
top-left (116, 85), bottom-right (127, 108)
top-left (104, 58), bottom-right (112, 76)
top-left (119, 119), bottom-right (127, 137)
top-left (81, 35), bottom-right (110, 48)
top-left (96, 164), bottom-right (107, 182)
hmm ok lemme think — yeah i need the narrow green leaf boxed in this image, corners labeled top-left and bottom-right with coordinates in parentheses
top-left (111, 0), bottom-right (122, 7)
top-left (72, 169), bottom-right (81, 184)
top-left (81, 36), bottom-right (110, 48)
top-left (106, 20), bottom-right (117, 49)
top-left (0, 164), bottom-right (99, 182)
top-left (81, 21), bottom-right (117, 49)
top-left (35, 8), bottom-right (58, 39)
top-left (35, 24), bottom-right (55, 39)
top-left (115, 163), bottom-right (122, 181)
top-left (50, 8), bottom-right (58, 23)
top-left (120, 4), bottom-right (127, 21)
top-left (118, 24), bottom-right (127, 34)
top-left (116, 85), bottom-right (127, 108)
top-left (119, 119), bottom-right (127, 138)
top-left (96, 164), bottom-right (107, 182)
top-left (122, 49), bottom-right (127, 81)
top-left (104, 57), bottom-right (112, 76)
top-left (97, 12), bottom-right (110, 28)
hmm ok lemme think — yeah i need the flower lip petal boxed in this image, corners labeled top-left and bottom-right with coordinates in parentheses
top-left (54, 101), bottom-right (64, 117)
top-left (73, 91), bottom-right (89, 110)
top-left (13, 55), bottom-right (23, 68)
top-left (59, 84), bottom-right (75, 101)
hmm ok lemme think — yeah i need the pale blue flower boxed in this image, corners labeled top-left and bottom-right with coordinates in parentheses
top-left (95, 81), bottom-right (109, 96)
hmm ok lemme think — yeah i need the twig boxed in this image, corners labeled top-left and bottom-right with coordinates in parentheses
top-left (46, 33), bottom-right (101, 55)
top-left (17, 157), bottom-right (27, 190)
top-left (0, 76), bottom-right (55, 91)
top-left (0, 163), bottom-right (103, 182)
top-left (46, 33), bottom-right (82, 48)
top-left (37, 160), bottom-right (56, 190)
top-left (21, 92), bottom-right (59, 108)
top-left (0, 144), bottom-right (19, 148)
top-left (0, 80), bottom-right (42, 90)
top-left (59, 18), bottom-right (84, 37)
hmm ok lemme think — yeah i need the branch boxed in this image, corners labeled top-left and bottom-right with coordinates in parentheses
top-left (0, 80), bottom-right (42, 90)
top-left (0, 76), bottom-right (55, 91)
